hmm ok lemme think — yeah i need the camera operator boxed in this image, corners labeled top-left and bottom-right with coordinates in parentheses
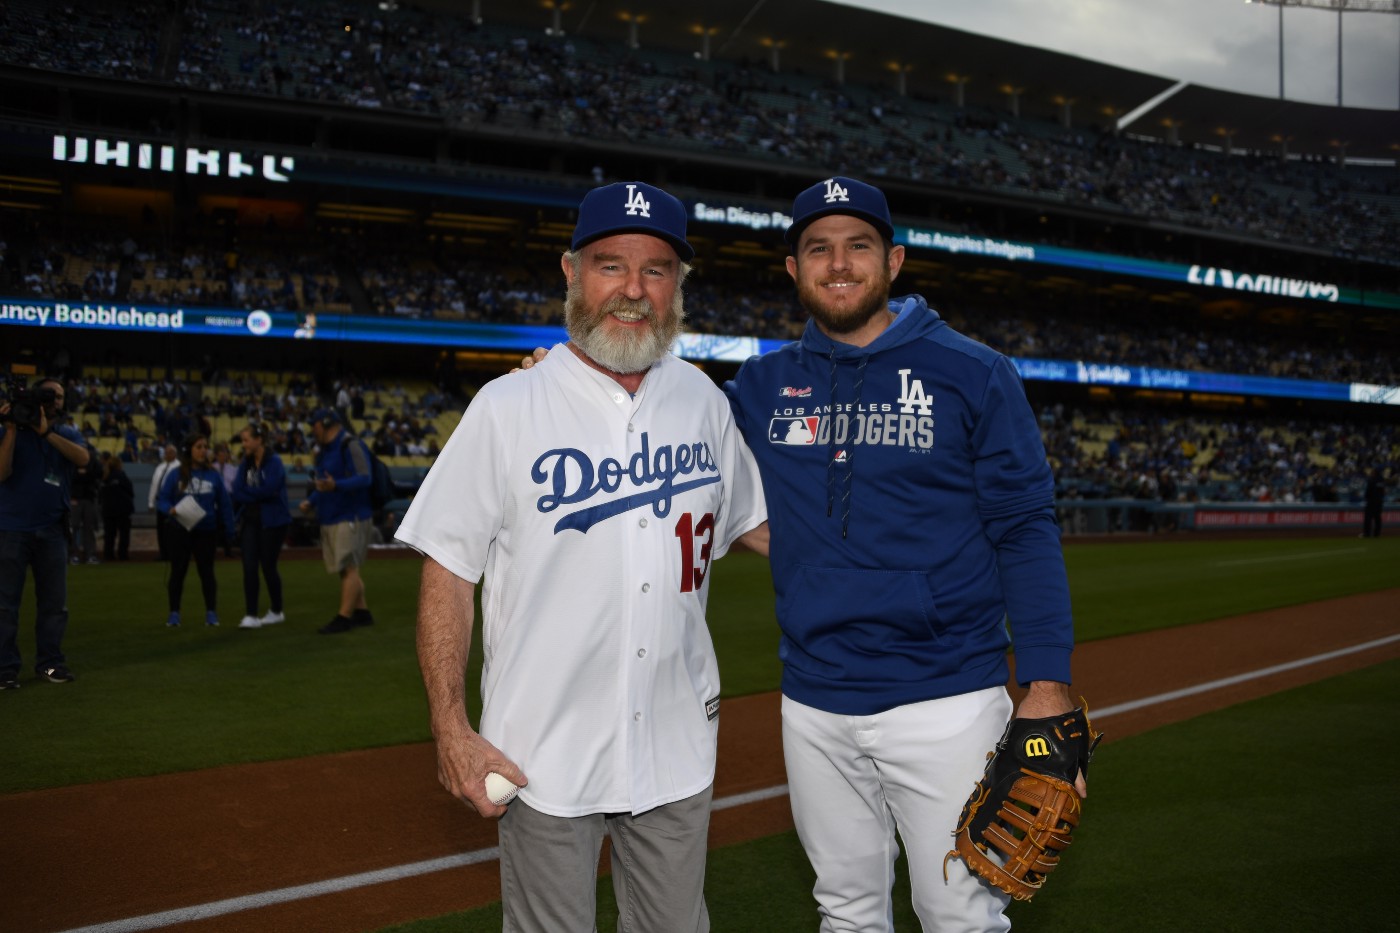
top-left (1, 377), bottom-right (90, 689)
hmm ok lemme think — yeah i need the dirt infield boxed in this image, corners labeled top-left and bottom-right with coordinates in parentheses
top-left (4, 589), bottom-right (1398, 933)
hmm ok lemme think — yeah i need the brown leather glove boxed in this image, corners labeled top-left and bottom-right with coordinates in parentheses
top-left (945, 703), bottom-right (1103, 901)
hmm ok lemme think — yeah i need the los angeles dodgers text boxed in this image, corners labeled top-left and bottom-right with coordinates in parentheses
top-left (532, 433), bottom-right (721, 534)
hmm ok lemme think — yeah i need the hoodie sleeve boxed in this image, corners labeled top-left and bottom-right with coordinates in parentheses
top-left (972, 356), bottom-right (1073, 686)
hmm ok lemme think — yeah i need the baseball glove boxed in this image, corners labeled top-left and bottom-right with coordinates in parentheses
top-left (944, 702), bottom-right (1103, 901)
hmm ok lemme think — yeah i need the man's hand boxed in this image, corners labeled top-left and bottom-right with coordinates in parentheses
top-left (1016, 681), bottom-right (1088, 798)
top-left (433, 722), bottom-right (529, 819)
top-left (511, 347), bottom-right (549, 373)
top-left (298, 500), bottom-right (312, 513)
top-left (313, 474), bottom-right (336, 493)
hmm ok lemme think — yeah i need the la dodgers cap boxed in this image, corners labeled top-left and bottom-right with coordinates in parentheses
top-left (784, 176), bottom-right (895, 248)
top-left (310, 407), bottom-right (341, 426)
top-left (571, 181), bottom-right (695, 261)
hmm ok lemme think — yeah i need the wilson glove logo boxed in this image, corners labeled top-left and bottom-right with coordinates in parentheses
top-left (1023, 736), bottom-right (1051, 758)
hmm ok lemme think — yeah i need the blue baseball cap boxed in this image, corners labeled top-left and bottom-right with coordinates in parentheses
top-left (571, 181), bottom-right (694, 261)
top-left (784, 176), bottom-right (895, 248)
top-left (310, 407), bottom-right (340, 426)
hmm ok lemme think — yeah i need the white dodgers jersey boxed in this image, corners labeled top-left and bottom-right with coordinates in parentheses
top-left (395, 347), bottom-right (766, 817)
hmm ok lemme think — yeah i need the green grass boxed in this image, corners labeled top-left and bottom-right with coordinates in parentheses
top-left (2, 536), bottom-right (1397, 793)
top-left (376, 658), bottom-right (1400, 933)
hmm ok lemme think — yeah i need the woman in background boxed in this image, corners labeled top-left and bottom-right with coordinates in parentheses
top-left (99, 453), bottom-right (134, 561)
top-left (231, 424), bottom-right (292, 629)
top-left (158, 434), bottom-right (234, 627)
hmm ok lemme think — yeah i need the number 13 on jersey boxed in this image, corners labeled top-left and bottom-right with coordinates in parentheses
top-left (674, 512), bottom-right (714, 593)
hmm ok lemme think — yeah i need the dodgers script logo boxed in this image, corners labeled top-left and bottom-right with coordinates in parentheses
top-left (822, 179), bottom-right (849, 203)
top-left (624, 184), bottom-right (651, 218)
top-left (532, 432), bottom-right (719, 534)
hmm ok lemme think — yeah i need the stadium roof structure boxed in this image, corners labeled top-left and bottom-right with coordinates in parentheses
top-left (449, 0), bottom-right (1400, 160)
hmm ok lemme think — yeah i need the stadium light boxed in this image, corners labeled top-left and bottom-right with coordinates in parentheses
top-left (824, 49), bottom-right (853, 85)
top-left (690, 24), bottom-right (721, 60)
top-left (945, 73), bottom-right (970, 108)
top-left (759, 37), bottom-right (786, 73)
top-left (617, 11), bottom-right (647, 49)
top-left (542, 0), bottom-right (571, 37)
top-left (887, 62), bottom-right (914, 97)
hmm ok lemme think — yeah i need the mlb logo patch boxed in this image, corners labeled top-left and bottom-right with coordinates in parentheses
top-left (779, 386), bottom-right (812, 398)
top-left (770, 417), bottom-right (820, 445)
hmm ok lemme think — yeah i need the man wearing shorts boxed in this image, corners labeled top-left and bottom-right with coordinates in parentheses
top-left (300, 408), bottom-right (374, 634)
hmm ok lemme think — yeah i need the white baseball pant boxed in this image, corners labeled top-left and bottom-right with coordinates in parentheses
top-left (781, 687), bottom-right (1014, 932)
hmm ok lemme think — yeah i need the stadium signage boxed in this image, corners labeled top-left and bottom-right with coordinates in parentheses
top-left (1187, 266), bottom-right (1338, 302)
top-left (692, 202), bottom-right (793, 231)
top-left (902, 229), bottom-right (1037, 262)
top-left (51, 134), bottom-right (295, 183)
top-left (1, 300), bottom-right (184, 330)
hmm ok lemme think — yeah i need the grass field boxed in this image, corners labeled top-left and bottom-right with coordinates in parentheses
top-left (3, 536), bottom-right (1397, 794)
top-left (376, 658), bottom-right (1400, 932)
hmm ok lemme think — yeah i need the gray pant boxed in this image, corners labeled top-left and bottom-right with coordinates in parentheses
top-left (499, 785), bottom-right (713, 933)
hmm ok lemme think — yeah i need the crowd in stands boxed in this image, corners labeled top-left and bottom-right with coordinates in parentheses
top-left (13, 364), bottom-right (1391, 514)
top-left (1040, 404), bottom-right (1398, 508)
top-left (6, 226), bottom-right (1396, 387)
top-left (4, 0), bottom-right (1395, 263)
top-left (57, 369), bottom-right (456, 474)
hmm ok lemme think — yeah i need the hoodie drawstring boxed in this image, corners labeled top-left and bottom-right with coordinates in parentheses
top-left (825, 348), bottom-right (838, 521)
top-left (826, 350), bottom-right (868, 539)
top-left (840, 355), bottom-right (868, 539)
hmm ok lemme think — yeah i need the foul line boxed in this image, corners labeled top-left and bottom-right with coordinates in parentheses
top-left (1214, 547), bottom-right (1366, 567)
top-left (1088, 633), bottom-right (1400, 718)
top-left (57, 633), bottom-right (1400, 933)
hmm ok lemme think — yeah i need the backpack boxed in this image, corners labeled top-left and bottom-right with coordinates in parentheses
top-left (342, 435), bottom-right (395, 510)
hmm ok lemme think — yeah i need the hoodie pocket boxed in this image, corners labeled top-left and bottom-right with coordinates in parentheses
top-left (778, 565), bottom-right (946, 670)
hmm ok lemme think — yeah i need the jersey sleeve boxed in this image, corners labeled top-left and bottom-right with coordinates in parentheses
top-left (394, 389), bottom-right (508, 583)
top-left (708, 399), bottom-right (767, 561)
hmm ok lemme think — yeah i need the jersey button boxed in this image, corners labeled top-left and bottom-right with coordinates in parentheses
top-left (613, 393), bottom-right (625, 404)
top-left (628, 423), bottom-right (636, 432)
top-left (634, 712), bottom-right (642, 721)
top-left (639, 518), bottom-right (648, 528)
top-left (637, 648), bottom-right (647, 658)
top-left (641, 583), bottom-right (650, 593)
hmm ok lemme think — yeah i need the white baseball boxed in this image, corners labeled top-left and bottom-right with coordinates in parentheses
top-left (484, 771), bottom-right (519, 806)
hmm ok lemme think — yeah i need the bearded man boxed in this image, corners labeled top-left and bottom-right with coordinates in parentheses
top-left (722, 176), bottom-right (1083, 933)
top-left (395, 181), bottom-right (768, 933)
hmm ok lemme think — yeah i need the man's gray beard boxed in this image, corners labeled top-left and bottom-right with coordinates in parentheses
top-left (564, 281), bottom-right (687, 374)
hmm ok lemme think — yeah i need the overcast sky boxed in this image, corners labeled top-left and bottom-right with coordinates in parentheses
top-left (843, 0), bottom-right (1400, 110)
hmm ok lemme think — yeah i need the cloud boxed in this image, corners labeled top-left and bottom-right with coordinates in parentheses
top-left (841, 0), bottom-right (1397, 109)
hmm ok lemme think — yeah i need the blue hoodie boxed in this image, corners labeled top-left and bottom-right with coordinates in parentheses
top-left (724, 295), bottom-right (1073, 715)
top-left (158, 465), bottom-right (236, 538)
top-left (231, 452), bottom-right (292, 529)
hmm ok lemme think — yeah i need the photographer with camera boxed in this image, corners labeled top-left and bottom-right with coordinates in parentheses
top-left (1, 376), bottom-right (90, 690)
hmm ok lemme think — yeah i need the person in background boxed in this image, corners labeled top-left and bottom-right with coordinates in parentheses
top-left (68, 442), bottom-right (101, 564)
top-left (1, 377), bottom-right (90, 688)
top-left (158, 434), bottom-right (235, 628)
top-left (300, 409), bottom-right (374, 634)
top-left (148, 443), bottom-right (178, 559)
top-left (213, 442), bottom-right (239, 492)
top-left (232, 424), bottom-right (291, 629)
top-left (99, 453), bottom-right (135, 561)
top-left (1363, 469), bottom-right (1386, 538)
